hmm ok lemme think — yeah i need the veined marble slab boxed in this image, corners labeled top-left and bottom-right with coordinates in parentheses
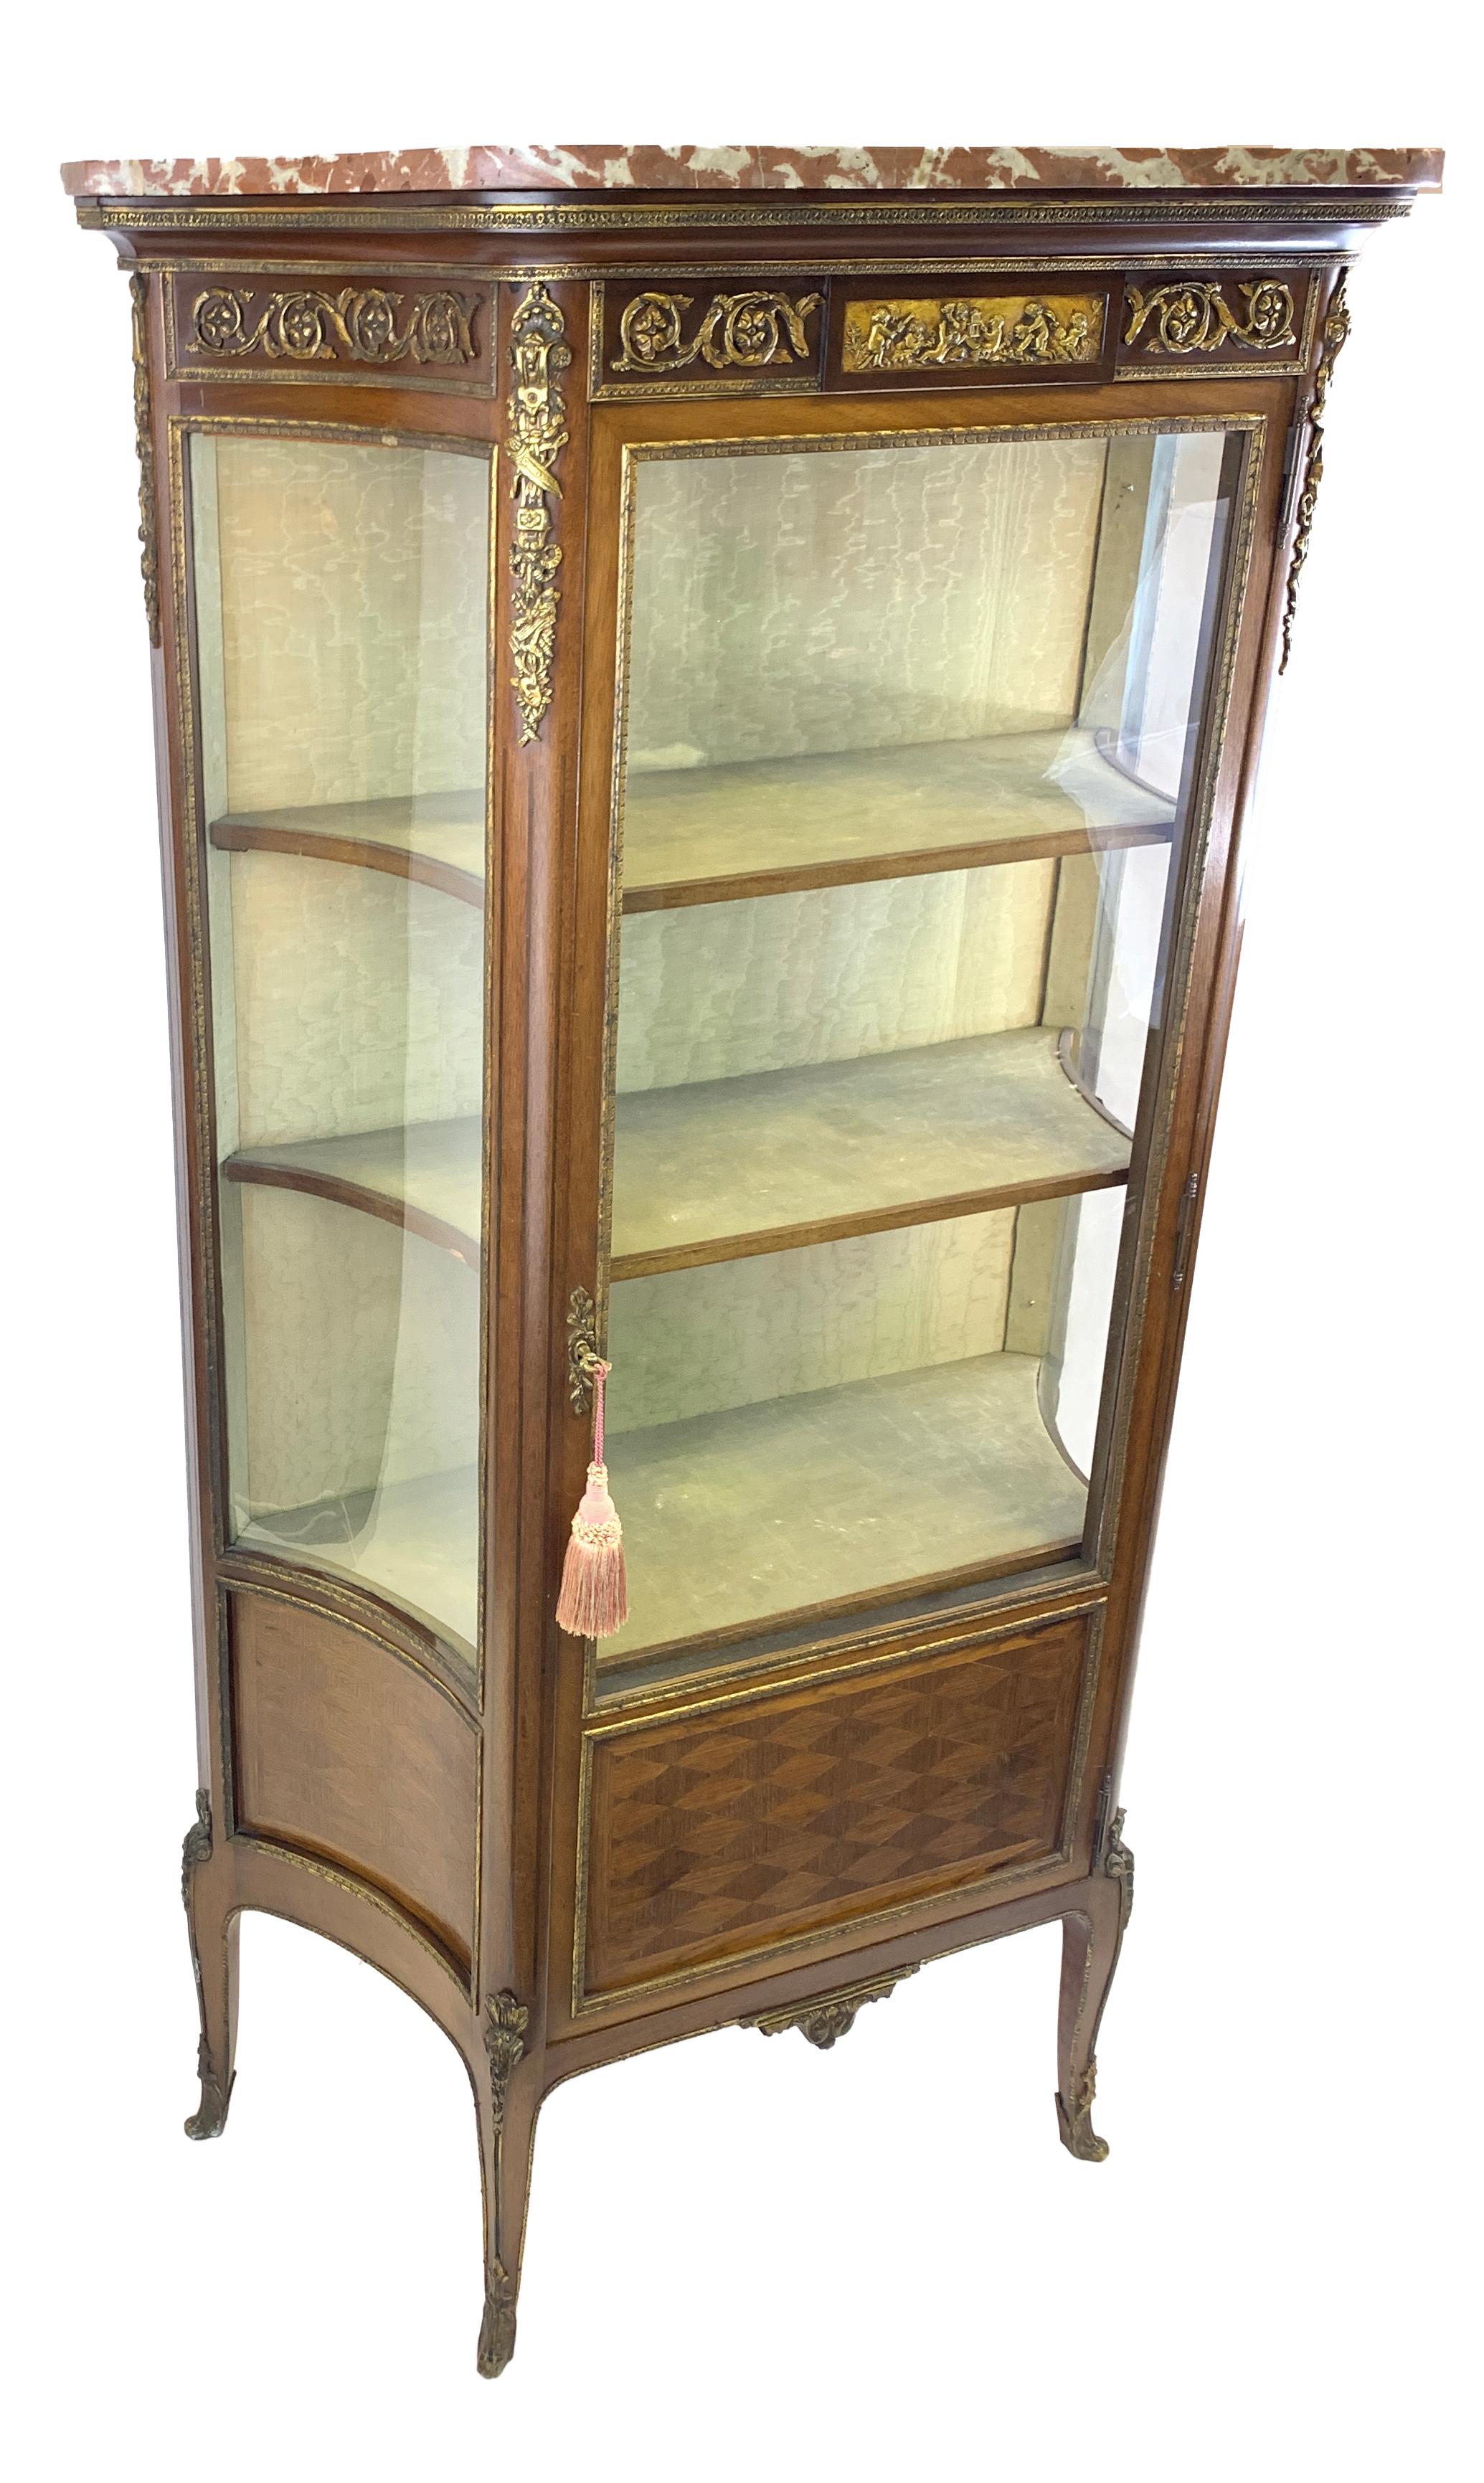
top-left (60, 145), bottom-right (1444, 198)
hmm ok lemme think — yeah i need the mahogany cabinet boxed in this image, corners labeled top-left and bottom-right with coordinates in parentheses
top-left (67, 139), bottom-right (1442, 2376)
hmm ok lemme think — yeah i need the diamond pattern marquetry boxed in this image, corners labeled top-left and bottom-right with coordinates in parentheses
top-left (583, 1617), bottom-right (1088, 1995)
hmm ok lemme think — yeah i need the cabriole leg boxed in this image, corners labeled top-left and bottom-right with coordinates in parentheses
top-left (181, 1789), bottom-right (238, 2140)
top-left (1056, 1805), bottom-right (1135, 2161)
top-left (476, 1992), bottom-right (542, 2379)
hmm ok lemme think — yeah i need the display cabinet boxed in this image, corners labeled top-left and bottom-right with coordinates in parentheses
top-left (67, 139), bottom-right (1441, 2375)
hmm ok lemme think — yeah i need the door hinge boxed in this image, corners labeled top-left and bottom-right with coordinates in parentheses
top-left (1277, 413), bottom-right (1306, 541)
top-left (1171, 1172), bottom-right (1200, 1294)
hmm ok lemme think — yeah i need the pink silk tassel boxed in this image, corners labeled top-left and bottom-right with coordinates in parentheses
top-left (555, 1360), bottom-right (629, 1637)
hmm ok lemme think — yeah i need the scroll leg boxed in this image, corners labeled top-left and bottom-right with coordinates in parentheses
top-left (1057, 1805), bottom-right (1135, 2161)
top-left (476, 1992), bottom-right (542, 2379)
top-left (181, 1789), bottom-right (238, 2140)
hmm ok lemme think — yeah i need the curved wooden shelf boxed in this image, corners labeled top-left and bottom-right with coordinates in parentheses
top-left (235, 1463), bottom-right (479, 1666)
top-left (610, 1023), bottom-right (1130, 1279)
top-left (208, 730), bottom-right (1172, 923)
top-left (225, 1119), bottom-right (482, 1265)
top-left (621, 724), bottom-right (1173, 914)
top-left (1055, 1026), bottom-right (1135, 1143)
top-left (225, 1025), bottom-right (1127, 1285)
top-left (599, 1349), bottom-right (1087, 1662)
top-left (211, 790), bottom-right (485, 908)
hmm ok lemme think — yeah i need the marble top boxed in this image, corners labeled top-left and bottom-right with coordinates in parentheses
top-left (60, 143), bottom-right (1444, 200)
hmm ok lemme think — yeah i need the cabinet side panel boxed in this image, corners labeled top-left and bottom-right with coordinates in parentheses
top-left (230, 1592), bottom-right (478, 1962)
top-left (582, 1613), bottom-right (1088, 1996)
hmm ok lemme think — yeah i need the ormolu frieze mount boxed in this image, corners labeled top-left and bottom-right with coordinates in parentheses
top-left (1123, 276), bottom-right (1297, 356)
top-left (613, 286), bottom-right (823, 376)
top-left (186, 282), bottom-right (480, 367)
top-left (842, 292), bottom-right (1103, 372)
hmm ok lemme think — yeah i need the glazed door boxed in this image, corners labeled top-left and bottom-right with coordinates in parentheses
top-left (576, 392), bottom-right (1260, 1702)
top-left (186, 423), bottom-right (492, 1688)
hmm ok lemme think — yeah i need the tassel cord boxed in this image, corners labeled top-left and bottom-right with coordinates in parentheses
top-left (554, 1353), bottom-right (629, 1639)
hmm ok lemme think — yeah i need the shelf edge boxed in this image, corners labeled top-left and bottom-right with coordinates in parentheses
top-left (622, 818), bottom-right (1171, 914)
top-left (212, 818), bottom-right (485, 910)
top-left (610, 1162), bottom-right (1129, 1282)
top-left (225, 1155), bottom-right (481, 1268)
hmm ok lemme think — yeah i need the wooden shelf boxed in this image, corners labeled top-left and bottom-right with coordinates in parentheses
top-left (211, 790), bottom-right (485, 907)
top-left (207, 729), bottom-right (1169, 924)
top-left (226, 1118), bottom-right (482, 1264)
top-left (621, 726), bottom-right (1173, 913)
top-left (612, 1024), bottom-right (1130, 1278)
top-left (600, 1351), bottom-right (1085, 1661)
top-left (237, 1464), bottom-right (478, 1664)
top-left (225, 1025), bottom-right (1125, 1281)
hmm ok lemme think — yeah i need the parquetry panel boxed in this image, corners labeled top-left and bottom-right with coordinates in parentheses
top-left (582, 1615), bottom-right (1087, 1994)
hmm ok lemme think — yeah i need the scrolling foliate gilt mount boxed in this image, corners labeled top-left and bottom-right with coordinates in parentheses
top-left (616, 287), bottom-right (822, 372)
top-left (506, 284), bottom-right (570, 744)
top-left (1123, 277), bottom-right (1298, 358)
top-left (742, 1964), bottom-right (920, 2050)
top-left (186, 283), bottom-right (478, 368)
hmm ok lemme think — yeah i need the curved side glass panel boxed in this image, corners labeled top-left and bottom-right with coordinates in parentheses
top-left (190, 432), bottom-right (490, 1673)
top-left (600, 421), bottom-right (1245, 1693)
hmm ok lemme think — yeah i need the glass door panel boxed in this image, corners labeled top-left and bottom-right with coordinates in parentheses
top-left (599, 420), bottom-right (1246, 1688)
top-left (189, 432), bottom-right (491, 1673)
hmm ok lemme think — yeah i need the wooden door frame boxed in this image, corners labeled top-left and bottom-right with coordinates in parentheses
top-left (539, 355), bottom-right (1300, 2049)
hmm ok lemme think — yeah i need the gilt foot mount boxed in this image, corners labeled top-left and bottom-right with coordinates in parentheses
top-left (1056, 2056), bottom-right (1110, 2161)
top-left (185, 2043), bottom-right (232, 2141)
top-left (477, 2261), bottom-right (519, 2378)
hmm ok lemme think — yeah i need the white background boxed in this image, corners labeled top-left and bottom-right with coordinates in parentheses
top-left (3, 14), bottom-right (1478, 2479)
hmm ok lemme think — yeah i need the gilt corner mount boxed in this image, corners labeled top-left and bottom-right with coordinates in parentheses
top-left (506, 281), bottom-right (570, 742)
top-left (128, 270), bottom-right (161, 647)
top-left (1280, 272), bottom-right (1352, 672)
